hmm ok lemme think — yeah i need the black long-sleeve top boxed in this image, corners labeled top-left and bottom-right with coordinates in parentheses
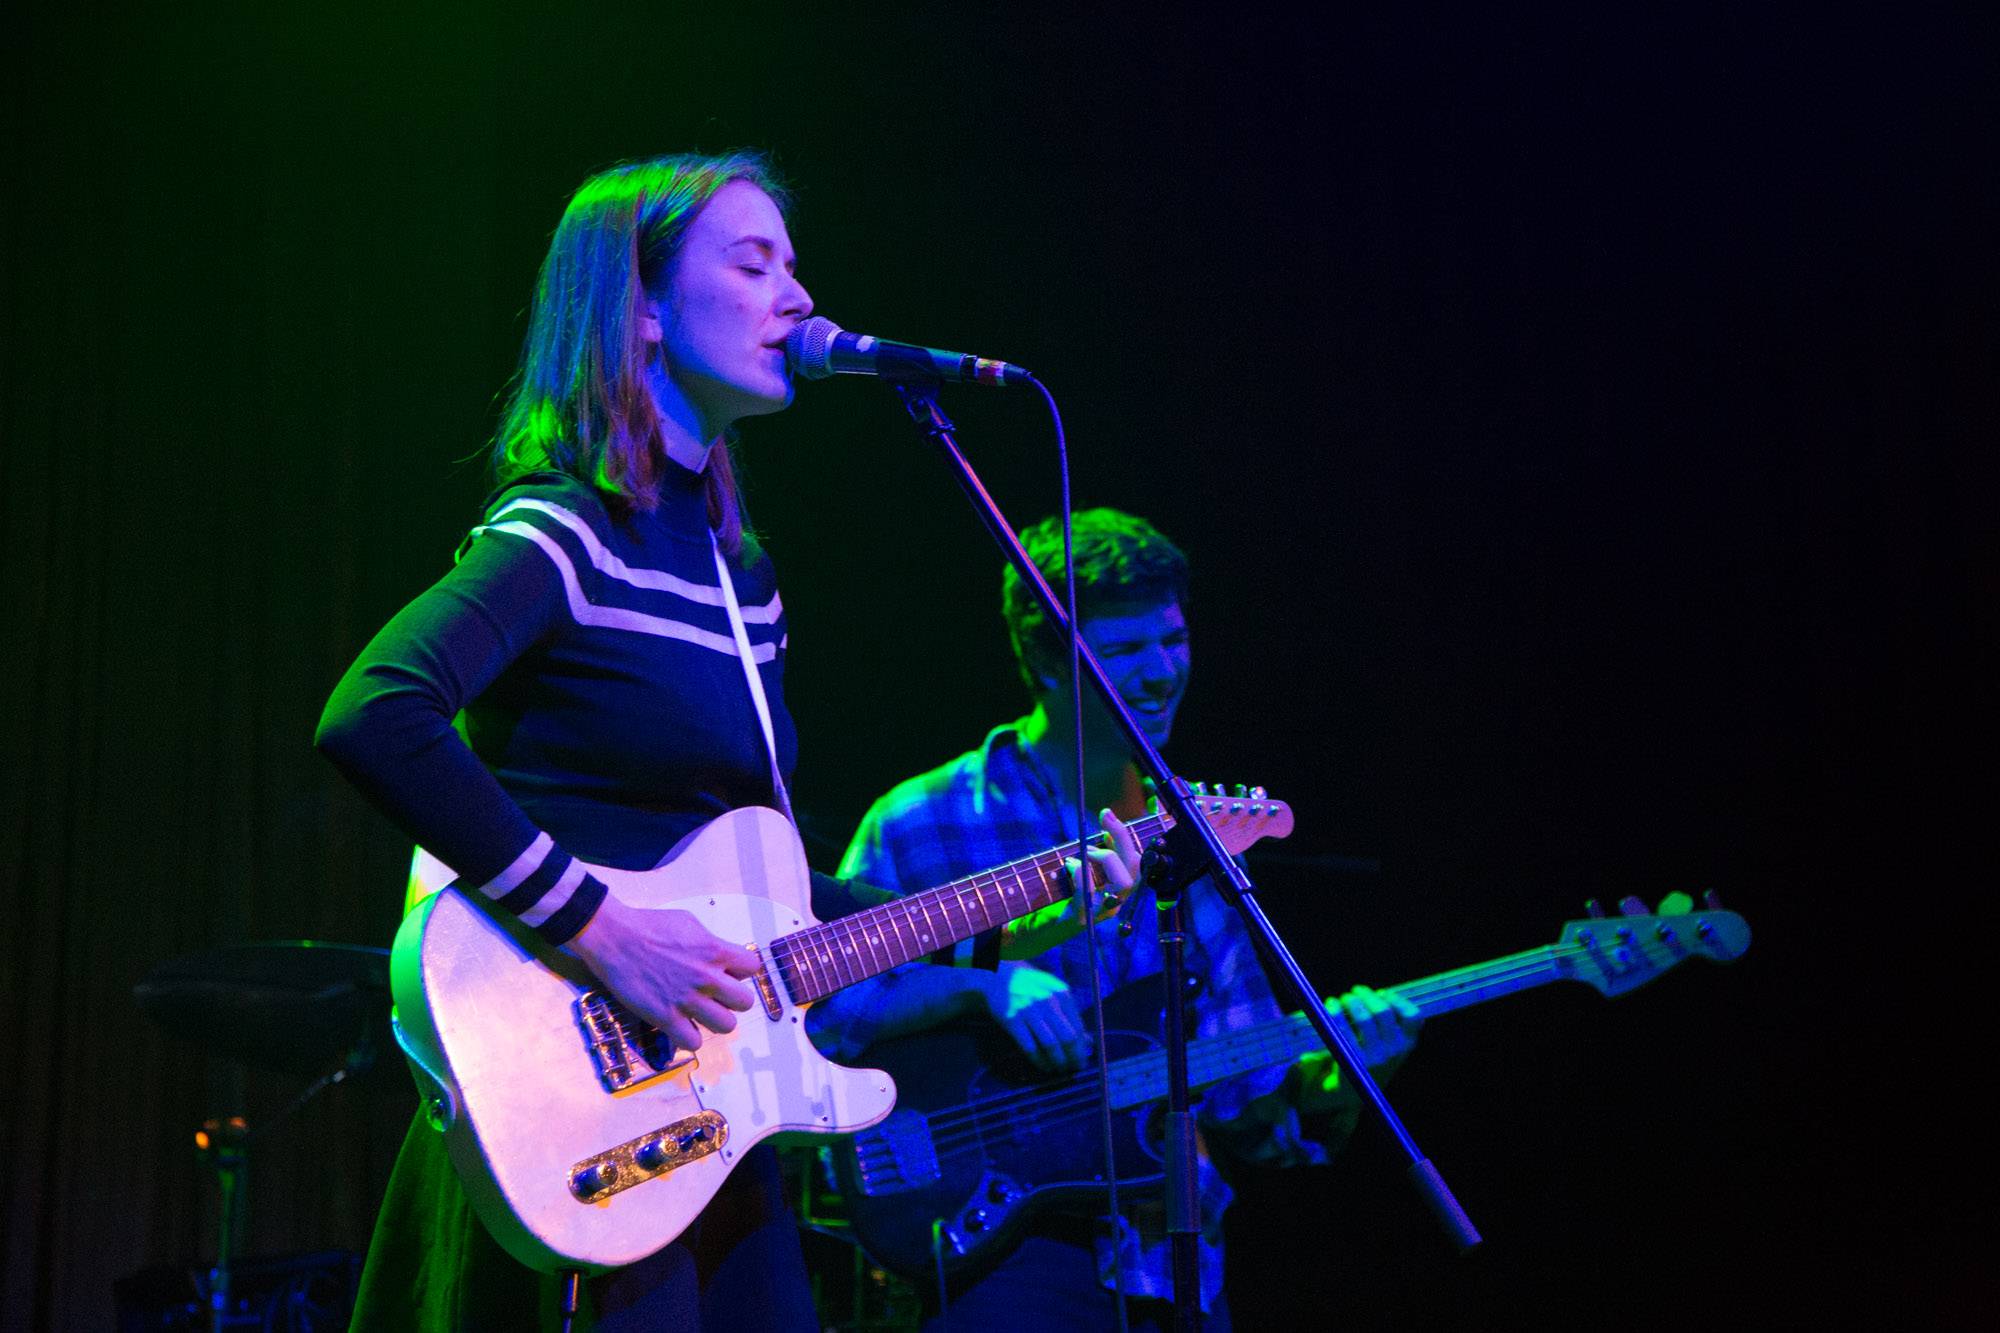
top-left (317, 462), bottom-right (871, 943)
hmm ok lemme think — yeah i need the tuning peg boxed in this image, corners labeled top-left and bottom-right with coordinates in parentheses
top-left (1701, 889), bottom-right (1724, 910)
top-left (1617, 895), bottom-right (1648, 916)
top-left (1189, 781), bottom-right (1207, 796)
top-left (1656, 891), bottom-right (1694, 916)
top-left (1584, 899), bottom-right (1605, 919)
top-left (1232, 783), bottom-right (1248, 798)
top-left (1249, 786), bottom-right (1267, 800)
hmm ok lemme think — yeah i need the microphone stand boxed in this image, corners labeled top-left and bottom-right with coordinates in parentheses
top-left (888, 379), bottom-right (1481, 1327)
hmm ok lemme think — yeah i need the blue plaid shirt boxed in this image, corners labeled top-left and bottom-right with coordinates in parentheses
top-left (813, 721), bottom-right (1330, 1309)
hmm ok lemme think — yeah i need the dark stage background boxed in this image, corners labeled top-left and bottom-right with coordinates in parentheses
top-left (4, 5), bottom-right (1990, 1329)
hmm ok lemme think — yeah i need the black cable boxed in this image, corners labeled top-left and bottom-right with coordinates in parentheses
top-left (1027, 374), bottom-right (1130, 1333)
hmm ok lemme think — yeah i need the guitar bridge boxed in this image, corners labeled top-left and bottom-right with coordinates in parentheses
top-left (575, 990), bottom-right (691, 1093)
top-left (851, 1110), bottom-right (940, 1196)
top-left (568, 1110), bottom-right (729, 1203)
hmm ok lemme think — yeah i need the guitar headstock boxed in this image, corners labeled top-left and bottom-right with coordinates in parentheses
top-left (1164, 782), bottom-right (1295, 856)
top-left (1554, 891), bottom-right (1751, 998)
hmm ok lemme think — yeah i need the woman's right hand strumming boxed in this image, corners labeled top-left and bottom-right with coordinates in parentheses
top-left (565, 894), bottom-right (760, 1054)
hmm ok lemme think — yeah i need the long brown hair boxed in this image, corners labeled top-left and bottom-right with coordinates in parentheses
top-left (492, 151), bottom-right (792, 557)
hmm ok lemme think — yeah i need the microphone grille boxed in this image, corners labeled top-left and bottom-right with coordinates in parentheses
top-left (785, 316), bottom-right (843, 380)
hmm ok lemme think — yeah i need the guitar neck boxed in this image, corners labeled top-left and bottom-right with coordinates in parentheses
top-left (768, 813), bottom-right (1175, 1006)
top-left (1105, 944), bottom-right (1573, 1110)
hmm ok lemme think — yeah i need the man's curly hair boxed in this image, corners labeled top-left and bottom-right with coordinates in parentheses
top-left (1002, 508), bottom-right (1190, 691)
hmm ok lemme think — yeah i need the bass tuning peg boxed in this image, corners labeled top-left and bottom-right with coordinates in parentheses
top-left (1584, 899), bottom-right (1605, 919)
top-left (1617, 895), bottom-right (1648, 916)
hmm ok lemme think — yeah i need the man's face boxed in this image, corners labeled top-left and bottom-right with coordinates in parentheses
top-left (1069, 600), bottom-right (1192, 750)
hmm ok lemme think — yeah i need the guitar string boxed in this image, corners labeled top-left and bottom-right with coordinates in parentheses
top-left (904, 919), bottom-right (1705, 1141)
top-left (774, 802), bottom-right (1274, 985)
top-left (903, 944), bottom-right (1607, 1154)
top-left (911, 926), bottom-right (1711, 1160)
top-left (771, 818), bottom-right (1168, 995)
top-left (769, 807), bottom-right (1276, 1002)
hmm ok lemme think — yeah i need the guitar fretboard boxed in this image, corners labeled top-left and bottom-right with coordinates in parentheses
top-left (768, 813), bottom-right (1176, 1005)
top-left (1103, 945), bottom-right (1571, 1109)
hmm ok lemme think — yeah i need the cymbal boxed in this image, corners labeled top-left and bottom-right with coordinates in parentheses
top-left (134, 941), bottom-right (393, 1079)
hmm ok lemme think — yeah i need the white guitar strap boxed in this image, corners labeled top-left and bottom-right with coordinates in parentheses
top-left (711, 532), bottom-right (796, 825)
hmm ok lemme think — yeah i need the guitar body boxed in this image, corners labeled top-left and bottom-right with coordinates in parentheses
top-left (832, 986), bottom-right (1172, 1283)
top-left (391, 806), bottom-right (897, 1272)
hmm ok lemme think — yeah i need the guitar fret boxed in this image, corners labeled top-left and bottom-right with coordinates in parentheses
top-left (913, 894), bottom-right (943, 954)
top-left (816, 929), bottom-right (847, 996)
top-left (872, 903), bottom-right (905, 970)
top-left (834, 920), bottom-right (865, 987)
top-left (976, 879), bottom-right (1002, 932)
top-left (783, 937), bottom-right (823, 1004)
top-left (1002, 866), bottom-right (1029, 919)
top-left (969, 874), bottom-right (1000, 933)
top-left (1031, 859), bottom-right (1058, 907)
top-left (871, 907), bottom-right (904, 971)
top-left (930, 884), bottom-right (964, 945)
top-left (853, 913), bottom-right (886, 976)
top-left (790, 933), bottom-right (825, 1001)
top-left (891, 899), bottom-right (924, 964)
top-left (796, 927), bottom-right (834, 998)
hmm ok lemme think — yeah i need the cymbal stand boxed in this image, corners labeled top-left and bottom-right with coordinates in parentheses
top-left (192, 1034), bottom-right (376, 1330)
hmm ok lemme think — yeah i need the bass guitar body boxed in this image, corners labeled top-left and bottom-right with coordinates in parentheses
top-left (831, 986), bottom-right (1172, 1284)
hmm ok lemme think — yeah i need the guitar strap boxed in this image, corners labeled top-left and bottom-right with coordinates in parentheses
top-left (711, 532), bottom-right (796, 826)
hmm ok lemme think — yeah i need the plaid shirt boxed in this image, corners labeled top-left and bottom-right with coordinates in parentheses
top-left (815, 720), bottom-right (1329, 1310)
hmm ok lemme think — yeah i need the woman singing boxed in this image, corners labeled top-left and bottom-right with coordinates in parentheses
top-left (317, 152), bottom-right (1137, 1330)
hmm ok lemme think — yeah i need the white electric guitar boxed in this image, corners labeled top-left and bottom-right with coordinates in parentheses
top-left (390, 792), bottom-right (1294, 1273)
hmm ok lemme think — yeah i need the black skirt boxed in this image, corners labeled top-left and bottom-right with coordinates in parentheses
top-left (348, 1111), bottom-right (817, 1331)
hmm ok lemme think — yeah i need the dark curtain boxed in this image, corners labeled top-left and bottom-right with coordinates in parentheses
top-left (4, 5), bottom-right (1989, 1329)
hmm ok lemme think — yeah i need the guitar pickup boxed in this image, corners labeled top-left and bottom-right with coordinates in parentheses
top-left (575, 990), bottom-right (691, 1093)
top-left (850, 1110), bottom-right (939, 1196)
top-left (568, 1110), bottom-right (729, 1203)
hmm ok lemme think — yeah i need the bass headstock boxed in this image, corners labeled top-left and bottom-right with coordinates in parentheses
top-left (1554, 891), bottom-right (1751, 998)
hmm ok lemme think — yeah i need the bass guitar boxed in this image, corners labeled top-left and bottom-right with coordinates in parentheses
top-left (390, 792), bottom-right (1295, 1272)
top-left (829, 893), bottom-right (1751, 1282)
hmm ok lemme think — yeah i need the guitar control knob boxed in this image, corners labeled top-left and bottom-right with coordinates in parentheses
top-left (634, 1138), bottom-right (670, 1172)
top-left (571, 1162), bottom-right (619, 1199)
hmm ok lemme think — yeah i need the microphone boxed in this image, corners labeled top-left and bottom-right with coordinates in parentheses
top-left (785, 316), bottom-right (1032, 387)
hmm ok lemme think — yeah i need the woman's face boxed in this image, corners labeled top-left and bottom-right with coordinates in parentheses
top-left (651, 180), bottom-right (813, 437)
